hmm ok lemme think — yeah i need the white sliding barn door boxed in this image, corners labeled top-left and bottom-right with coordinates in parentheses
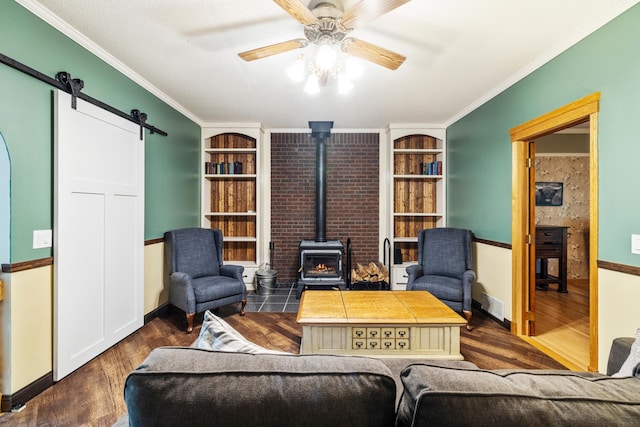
top-left (54, 90), bottom-right (144, 381)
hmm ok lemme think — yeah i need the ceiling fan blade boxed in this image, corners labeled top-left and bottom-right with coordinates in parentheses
top-left (273, 0), bottom-right (318, 26)
top-left (342, 37), bottom-right (405, 70)
top-left (340, 0), bottom-right (411, 30)
top-left (238, 39), bottom-right (308, 61)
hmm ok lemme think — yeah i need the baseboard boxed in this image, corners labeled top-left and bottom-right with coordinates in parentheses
top-left (1, 372), bottom-right (53, 412)
top-left (472, 299), bottom-right (511, 331)
top-left (144, 303), bottom-right (170, 324)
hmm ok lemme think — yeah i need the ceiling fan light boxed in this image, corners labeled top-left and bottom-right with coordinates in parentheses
top-left (315, 44), bottom-right (337, 70)
top-left (287, 57), bottom-right (306, 82)
top-left (345, 56), bottom-right (363, 80)
top-left (304, 74), bottom-right (320, 94)
top-left (338, 74), bottom-right (354, 94)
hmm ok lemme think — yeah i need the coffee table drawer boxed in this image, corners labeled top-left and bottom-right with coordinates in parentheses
top-left (353, 327), bottom-right (366, 339)
top-left (396, 338), bottom-right (410, 350)
top-left (367, 327), bottom-right (381, 338)
top-left (382, 339), bottom-right (395, 350)
top-left (350, 327), bottom-right (411, 352)
top-left (366, 338), bottom-right (381, 350)
top-left (396, 327), bottom-right (409, 339)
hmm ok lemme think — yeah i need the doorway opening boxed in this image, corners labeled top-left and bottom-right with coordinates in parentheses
top-left (531, 124), bottom-right (590, 369)
top-left (510, 92), bottom-right (600, 371)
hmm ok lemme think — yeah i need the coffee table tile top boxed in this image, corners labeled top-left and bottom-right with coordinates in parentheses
top-left (296, 290), bottom-right (347, 323)
top-left (394, 291), bottom-right (467, 325)
top-left (340, 292), bottom-right (415, 323)
top-left (296, 290), bottom-right (466, 325)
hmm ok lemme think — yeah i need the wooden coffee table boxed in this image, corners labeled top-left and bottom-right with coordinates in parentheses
top-left (296, 290), bottom-right (466, 359)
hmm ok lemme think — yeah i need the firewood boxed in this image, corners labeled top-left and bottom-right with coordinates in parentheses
top-left (351, 261), bottom-right (389, 284)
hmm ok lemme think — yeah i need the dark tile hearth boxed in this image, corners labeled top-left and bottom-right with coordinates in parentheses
top-left (245, 281), bottom-right (299, 313)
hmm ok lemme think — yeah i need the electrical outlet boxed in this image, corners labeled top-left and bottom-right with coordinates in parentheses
top-left (632, 234), bottom-right (640, 255)
top-left (33, 229), bottom-right (52, 249)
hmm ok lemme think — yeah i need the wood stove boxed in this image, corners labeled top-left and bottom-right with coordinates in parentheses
top-left (296, 121), bottom-right (346, 298)
top-left (297, 240), bottom-right (344, 298)
top-left (298, 240), bottom-right (344, 288)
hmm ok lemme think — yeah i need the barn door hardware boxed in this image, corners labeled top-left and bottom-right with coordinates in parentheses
top-left (55, 72), bottom-right (84, 109)
top-left (0, 51), bottom-right (168, 137)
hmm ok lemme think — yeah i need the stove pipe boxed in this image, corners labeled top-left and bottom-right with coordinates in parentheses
top-left (309, 121), bottom-right (333, 242)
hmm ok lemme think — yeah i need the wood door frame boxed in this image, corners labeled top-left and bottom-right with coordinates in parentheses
top-left (510, 92), bottom-right (600, 371)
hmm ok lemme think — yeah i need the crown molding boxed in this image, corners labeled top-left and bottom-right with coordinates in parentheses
top-left (443, 0), bottom-right (640, 128)
top-left (15, 0), bottom-right (203, 127)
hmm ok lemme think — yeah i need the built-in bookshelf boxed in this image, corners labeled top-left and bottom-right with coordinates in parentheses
top-left (387, 127), bottom-right (446, 289)
top-left (202, 125), bottom-right (264, 286)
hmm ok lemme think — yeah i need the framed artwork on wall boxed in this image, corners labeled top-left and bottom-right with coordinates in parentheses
top-left (535, 182), bottom-right (563, 206)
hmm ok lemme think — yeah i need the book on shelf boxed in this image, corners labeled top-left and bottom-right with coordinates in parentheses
top-left (204, 161), bottom-right (243, 175)
top-left (419, 161), bottom-right (442, 176)
top-left (205, 161), bottom-right (217, 174)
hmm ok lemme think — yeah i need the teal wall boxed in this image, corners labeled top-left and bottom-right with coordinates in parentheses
top-left (447, 3), bottom-right (640, 267)
top-left (0, 1), bottom-right (201, 263)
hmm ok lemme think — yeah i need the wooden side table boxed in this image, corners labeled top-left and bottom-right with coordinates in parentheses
top-left (535, 226), bottom-right (569, 293)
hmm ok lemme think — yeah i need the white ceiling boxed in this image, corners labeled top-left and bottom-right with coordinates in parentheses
top-left (21, 0), bottom-right (639, 129)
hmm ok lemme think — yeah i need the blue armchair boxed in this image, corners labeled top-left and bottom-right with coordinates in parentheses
top-left (406, 228), bottom-right (475, 330)
top-left (164, 228), bottom-right (246, 333)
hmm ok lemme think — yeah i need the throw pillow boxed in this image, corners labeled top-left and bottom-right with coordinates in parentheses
top-left (612, 328), bottom-right (640, 377)
top-left (193, 310), bottom-right (290, 355)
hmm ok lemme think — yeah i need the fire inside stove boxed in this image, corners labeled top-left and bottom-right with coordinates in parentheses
top-left (311, 263), bottom-right (336, 275)
top-left (300, 247), bottom-right (342, 281)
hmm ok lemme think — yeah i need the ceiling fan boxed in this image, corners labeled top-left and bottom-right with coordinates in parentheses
top-left (238, 0), bottom-right (411, 71)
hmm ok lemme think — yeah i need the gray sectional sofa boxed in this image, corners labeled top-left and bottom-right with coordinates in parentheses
top-left (116, 337), bottom-right (640, 426)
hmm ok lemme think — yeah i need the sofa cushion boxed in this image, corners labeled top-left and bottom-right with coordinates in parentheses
top-left (124, 347), bottom-right (396, 427)
top-left (396, 363), bottom-right (640, 427)
top-left (380, 358), bottom-right (477, 407)
top-left (193, 310), bottom-right (289, 354)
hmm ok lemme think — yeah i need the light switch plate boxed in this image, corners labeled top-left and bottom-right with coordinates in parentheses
top-left (33, 229), bottom-right (52, 249)
top-left (632, 234), bottom-right (640, 255)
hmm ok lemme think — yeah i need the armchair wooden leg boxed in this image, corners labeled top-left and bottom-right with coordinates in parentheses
top-left (463, 310), bottom-right (473, 331)
top-left (185, 312), bottom-right (195, 334)
top-left (240, 299), bottom-right (247, 316)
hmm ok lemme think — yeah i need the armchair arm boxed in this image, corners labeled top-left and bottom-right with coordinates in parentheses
top-left (406, 264), bottom-right (423, 287)
top-left (220, 264), bottom-right (244, 282)
top-left (462, 269), bottom-right (476, 313)
top-left (170, 272), bottom-right (196, 313)
top-left (607, 337), bottom-right (635, 376)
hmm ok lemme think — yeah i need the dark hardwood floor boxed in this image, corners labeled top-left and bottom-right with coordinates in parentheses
top-left (0, 306), bottom-right (566, 426)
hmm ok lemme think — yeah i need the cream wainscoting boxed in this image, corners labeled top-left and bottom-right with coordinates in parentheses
top-left (2, 266), bottom-right (53, 393)
top-left (598, 268), bottom-right (640, 372)
top-left (144, 242), bottom-right (167, 314)
top-left (472, 241), bottom-right (512, 322)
